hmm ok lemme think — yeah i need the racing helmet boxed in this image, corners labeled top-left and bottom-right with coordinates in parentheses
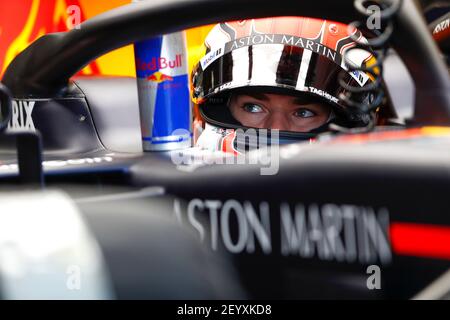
top-left (191, 17), bottom-right (379, 149)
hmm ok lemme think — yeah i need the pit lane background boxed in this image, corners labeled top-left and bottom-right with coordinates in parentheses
top-left (0, 0), bottom-right (213, 79)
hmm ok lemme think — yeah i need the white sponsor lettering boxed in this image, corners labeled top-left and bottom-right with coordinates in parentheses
top-left (280, 203), bottom-right (391, 264)
top-left (209, 34), bottom-right (340, 67)
top-left (350, 70), bottom-right (370, 87)
top-left (308, 87), bottom-right (339, 104)
top-left (200, 47), bottom-right (224, 70)
top-left (7, 100), bottom-right (36, 132)
top-left (177, 199), bottom-right (272, 254)
top-left (178, 199), bottom-right (392, 265)
top-left (434, 18), bottom-right (449, 34)
top-left (229, 35), bottom-right (276, 50)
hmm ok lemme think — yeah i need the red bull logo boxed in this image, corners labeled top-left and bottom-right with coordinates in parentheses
top-left (136, 54), bottom-right (183, 72)
top-left (147, 71), bottom-right (174, 83)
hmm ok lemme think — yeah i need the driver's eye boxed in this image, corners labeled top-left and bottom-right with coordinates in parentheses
top-left (294, 108), bottom-right (316, 118)
top-left (243, 103), bottom-right (264, 113)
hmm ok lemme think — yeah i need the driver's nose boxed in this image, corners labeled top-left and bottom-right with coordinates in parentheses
top-left (265, 112), bottom-right (290, 131)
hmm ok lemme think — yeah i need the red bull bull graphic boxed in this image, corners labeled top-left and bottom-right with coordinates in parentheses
top-left (134, 31), bottom-right (192, 151)
top-left (146, 72), bottom-right (174, 84)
